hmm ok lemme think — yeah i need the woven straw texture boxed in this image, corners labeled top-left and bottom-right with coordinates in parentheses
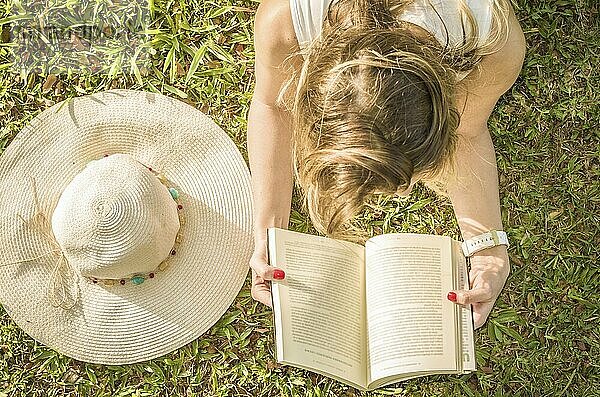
top-left (0, 89), bottom-right (253, 364)
top-left (51, 154), bottom-right (181, 279)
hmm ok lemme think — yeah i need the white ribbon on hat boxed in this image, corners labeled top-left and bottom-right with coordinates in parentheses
top-left (1, 175), bottom-right (79, 310)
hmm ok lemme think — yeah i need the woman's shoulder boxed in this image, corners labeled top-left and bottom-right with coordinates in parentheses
top-left (254, 0), bottom-right (303, 106)
top-left (255, 0), bottom-right (299, 64)
top-left (455, 6), bottom-right (526, 135)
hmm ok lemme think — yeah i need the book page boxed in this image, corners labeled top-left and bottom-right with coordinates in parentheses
top-left (269, 228), bottom-right (367, 389)
top-left (365, 234), bottom-right (458, 384)
top-left (452, 241), bottom-right (476, 372)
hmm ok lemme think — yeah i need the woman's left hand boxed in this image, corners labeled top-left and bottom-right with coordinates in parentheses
top-left (448, 245), bottom-right (510, 329)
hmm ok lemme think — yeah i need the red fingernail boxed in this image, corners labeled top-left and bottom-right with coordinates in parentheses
top-left (273, 269), bottom-right (285, 280)
top-left (447, 292), bottom-right (457, 302)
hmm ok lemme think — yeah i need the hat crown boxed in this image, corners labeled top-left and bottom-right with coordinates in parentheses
top-left (51, 154), bottom-right (180, 279)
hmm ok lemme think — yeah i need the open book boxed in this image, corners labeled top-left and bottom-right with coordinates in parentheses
top-left (268, 227), bottom-right (475, 391)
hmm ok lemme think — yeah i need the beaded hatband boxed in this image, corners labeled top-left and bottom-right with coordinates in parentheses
top-left (85, 156), bottom-right (185, 287)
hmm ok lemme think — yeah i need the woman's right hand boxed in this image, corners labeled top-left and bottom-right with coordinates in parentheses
top-left (249, 242), bottom-right (285, 307)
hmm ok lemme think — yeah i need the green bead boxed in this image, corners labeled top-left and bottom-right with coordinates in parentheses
top-left (131, 276), bottom-right (145, 285)
top-left (169, 188), bottom-right (179, 200)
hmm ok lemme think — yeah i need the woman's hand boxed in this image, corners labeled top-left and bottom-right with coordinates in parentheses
top-left (448, 245), bottom-right (510, 329)
top-left (249, 242), bottom-right (285, 307)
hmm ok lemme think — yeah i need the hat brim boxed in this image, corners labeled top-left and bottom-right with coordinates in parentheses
top-left (0, 89), bottom-right (253, 364)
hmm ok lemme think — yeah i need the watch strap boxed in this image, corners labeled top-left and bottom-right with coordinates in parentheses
top-left (461, 230), bottom-right (509, 257)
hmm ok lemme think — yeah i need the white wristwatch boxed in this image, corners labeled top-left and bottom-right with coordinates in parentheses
top-left (461, 230), bottom-right (509, 257)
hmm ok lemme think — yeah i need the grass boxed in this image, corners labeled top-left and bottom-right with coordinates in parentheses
top-left (0, 0), bottom-right (599, 396)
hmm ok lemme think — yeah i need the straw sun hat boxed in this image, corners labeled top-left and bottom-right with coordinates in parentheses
top-left (0, 89), bottom-right (253, 364)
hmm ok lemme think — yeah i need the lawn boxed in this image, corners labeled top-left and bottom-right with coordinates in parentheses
top-left (0, 0), bottom-right (598, 396)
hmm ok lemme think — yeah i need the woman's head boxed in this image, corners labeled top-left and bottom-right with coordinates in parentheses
top-left (282, 0), bottom-right (508, 240)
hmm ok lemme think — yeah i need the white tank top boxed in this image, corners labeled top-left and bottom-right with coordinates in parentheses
top-left (290, 0), bottom-right (494, 50)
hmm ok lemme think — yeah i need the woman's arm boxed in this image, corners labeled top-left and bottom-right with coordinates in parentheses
top-left (248, 0), bottom-right (301, 305)
top-left (447, 6), bottom-right (526, 328)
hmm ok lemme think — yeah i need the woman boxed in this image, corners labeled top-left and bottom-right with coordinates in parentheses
top-left (247, 0), bottom-right (525, 328)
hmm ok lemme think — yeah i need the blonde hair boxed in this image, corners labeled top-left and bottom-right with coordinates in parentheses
top-left (280, 0), bottom-right (512, 241)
